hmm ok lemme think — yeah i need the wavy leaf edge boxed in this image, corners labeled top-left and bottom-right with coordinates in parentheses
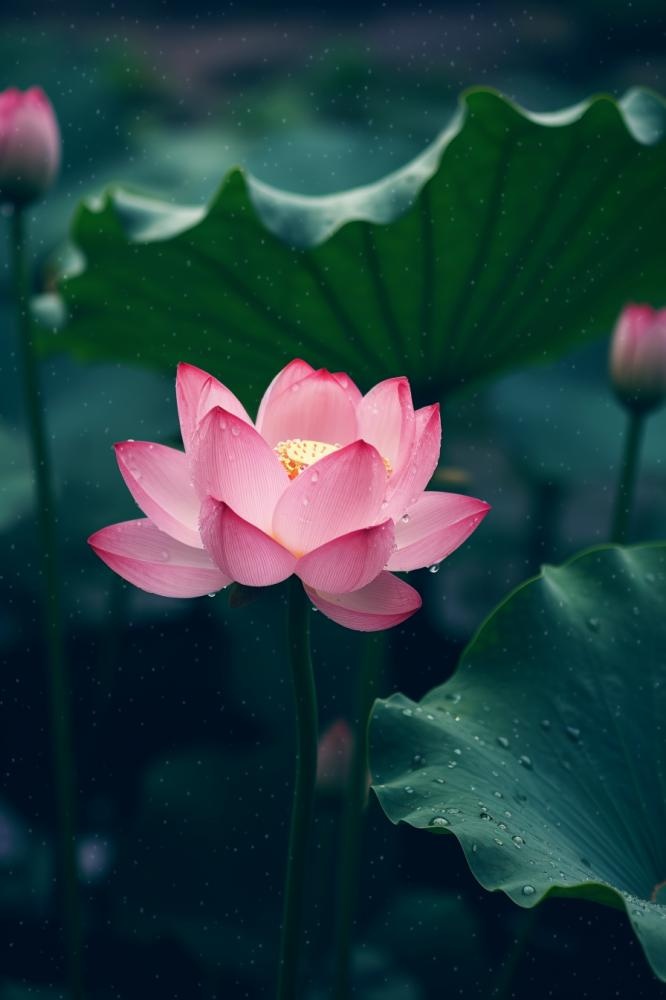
top-left (60, 85), bottom-right (666, 270)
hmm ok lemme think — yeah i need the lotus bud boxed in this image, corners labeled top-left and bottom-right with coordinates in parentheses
top-left (0, 87), bottom-right (60, 207)
top-left (610, 304), bottom-right (666, 414)
top-left (316, 720), bottom-right (355, 793)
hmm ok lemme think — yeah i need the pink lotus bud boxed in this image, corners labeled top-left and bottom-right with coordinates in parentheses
top-left (0, 87), bottom-right (60, 206)
top-left (610, 304), bottom-right (666, 414)
top-left (316, 720), bottom-right (355, 793)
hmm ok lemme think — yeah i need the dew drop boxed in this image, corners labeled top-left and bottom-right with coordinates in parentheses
top-left (430, 816), bottom-right (449, 828)
top-left (401, 513), bottom-right (410, 524)
top-left (401, 708), bottom-right (413, 718)
top-left (512, 835), bottom-right (525, 848)
top-left (496, 736), bottom-right (510, 749)
top-left (522, 884), bottom-right (536, 896)
top-left (231, 424), bottom-right (240, 436)
top-left (404, 786), bottom-right (414, 795)
top-left (565, 726), bottom-right (581, 743)
top-left (518, 755), bottom-right (533, 769)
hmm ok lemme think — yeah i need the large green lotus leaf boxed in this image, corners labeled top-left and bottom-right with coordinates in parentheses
top-left (45, 88), bottom-right (666, 408)
top-left (369, 545), bottom-right (666, 981)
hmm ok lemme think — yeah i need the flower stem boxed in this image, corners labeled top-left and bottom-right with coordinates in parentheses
top-left (277, 577), bottom-right (319, 1000)
top-left (10, 208), bottom-right (84, 1000)
top-left (333, 634), bottom-right (384, 1000)
top-left (610, 410), bottom-right (645, 544)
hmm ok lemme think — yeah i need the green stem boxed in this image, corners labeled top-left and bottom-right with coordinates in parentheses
top-left (493, 908), bottom-right (539, 1000)
top-left (610, 410), bottom-right (645, 544)
top-left (333, 634), bottom-right (384, 1000)
top-left (10, 209), bottom-right (84, 1000)
top-left (277, 577), bottom-right (319, 1000)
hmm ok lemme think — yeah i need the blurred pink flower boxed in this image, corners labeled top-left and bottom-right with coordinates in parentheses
top-left (89, 361), bottom-right (490, 631)
top-left (0, 87), bottom-right (60, 206)
top-left (610, 303), bottom-right (666, 414)
top-left (316, 719), bottom-right (355, 793)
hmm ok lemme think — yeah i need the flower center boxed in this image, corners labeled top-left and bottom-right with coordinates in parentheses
top-left (274, 439), bottom-right (341, 479)
top-left (274, 438), bottom-right (393, 479)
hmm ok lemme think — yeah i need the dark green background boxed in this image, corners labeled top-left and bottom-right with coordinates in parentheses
top-left (1, 3), bottom-right (665, 997)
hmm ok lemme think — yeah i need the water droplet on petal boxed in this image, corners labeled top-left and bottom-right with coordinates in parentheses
top-left (428, 563), bottom-right (440, 574)
top-left (401, 513), bottom-right (410, 524)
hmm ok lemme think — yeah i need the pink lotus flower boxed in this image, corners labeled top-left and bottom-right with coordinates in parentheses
top-left (610, 304), bottom-right (666, 414)
top-left (0, 87), bottom-right (60, 206)
top-left (89, 361), bottom-right (490, 631)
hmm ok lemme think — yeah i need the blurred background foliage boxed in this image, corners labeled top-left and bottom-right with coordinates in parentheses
top-left (1, 2), bottom-right (666, 997)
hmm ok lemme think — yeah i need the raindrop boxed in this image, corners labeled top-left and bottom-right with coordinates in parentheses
top-left (518, 755), bottom-right (533, 769)
top-left (496, 736), bottom-right (510, 749)
top-left (404, 786), bottom-right (414, 795)
top-left (428, 563), bottom-right (441, 574)
top-left (412, 754), bottom-right (426, 769)
top-left (231, 425), bottom-right (240, 437)
top-left (565, 726), bottom-right (581, 743)
top-left (401, 513), bottom-right (410, 524)
top-left (302, 498), bottom-right (309, 507)
top-left (430, 816), bottom-right (449, 828)
top-left (433, 777), bottom-right (445, 785)
top-left (401, 708), bottom-right (413, 718)
top-left (522, 885), bottom-right (536, 896)
top-left (493, 838), bottom-right (504, 846)
top-left (512, 835), bottom-right (525, 848)
top-left (447, 761), bottom-right (458, 769)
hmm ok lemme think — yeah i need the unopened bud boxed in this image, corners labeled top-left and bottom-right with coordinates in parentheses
top-left (0, 87), bottom-right (60, 207)
top-left (609, 303), bottom-right (666, 414)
